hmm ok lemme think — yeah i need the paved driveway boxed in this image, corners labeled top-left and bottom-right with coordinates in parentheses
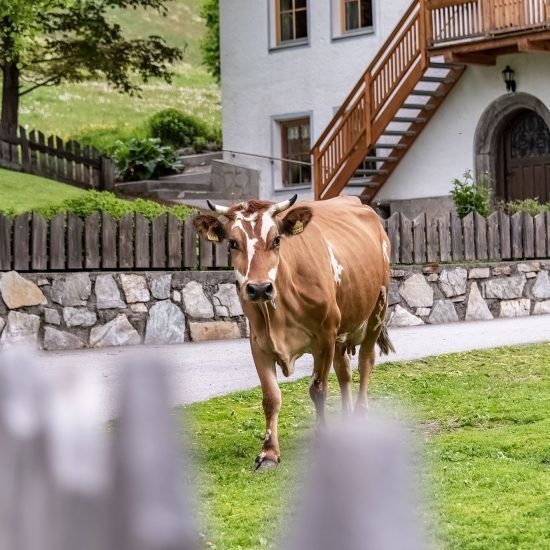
top-left (37, 316), bottom-right (549, 421)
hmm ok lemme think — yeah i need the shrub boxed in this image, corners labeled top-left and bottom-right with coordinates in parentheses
top-left (70, 125), bottom-right (147, 155)
top-left (194, 136), bottom-right (208, 153)
top-left (0, 191), bottom-right (196, 221)
top-left (496, 198), bottom-right (550, 216)
top-left (450, 170), bottom-right (493, 218)
top-left (148, 109), bottom-right (209, 149)
top-left (111, 137), bottom-right (181, 181)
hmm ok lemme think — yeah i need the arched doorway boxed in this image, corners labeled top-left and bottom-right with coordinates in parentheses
top-left (496, 110), bottom-right (550, 202)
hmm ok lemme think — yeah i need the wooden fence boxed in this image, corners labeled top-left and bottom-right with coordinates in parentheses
top-left (0, 210), bottom-right (549, 272)
top-left (0, 126), bottom-right (114, 190)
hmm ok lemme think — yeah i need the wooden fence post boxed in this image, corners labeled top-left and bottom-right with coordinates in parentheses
top-left (100, 157), bottom-right (115, 191)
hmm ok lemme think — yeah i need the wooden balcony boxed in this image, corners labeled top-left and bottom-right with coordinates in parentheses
top-left (428, 0), bottom-right (550, 63)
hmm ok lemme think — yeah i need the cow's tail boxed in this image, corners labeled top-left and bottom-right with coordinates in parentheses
top-left (377, 324), bottom-right (395, 355)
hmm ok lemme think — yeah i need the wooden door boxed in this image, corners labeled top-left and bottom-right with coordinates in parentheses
top-left (498, 110), bottom-right (550, 202)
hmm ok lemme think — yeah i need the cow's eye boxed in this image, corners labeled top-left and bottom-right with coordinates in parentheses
top-left (272, 236), bottom-right (281, 249)
top-left (229, 239), bottom-right (238, 250)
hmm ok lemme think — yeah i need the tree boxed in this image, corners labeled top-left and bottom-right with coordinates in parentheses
top-left (0, 0), bottom-right (183, 137)
top-left (199, 0), bottom-right (220, 83)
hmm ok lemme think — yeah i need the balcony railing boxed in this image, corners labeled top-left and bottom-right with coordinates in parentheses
top-left (427, 0), bottom-right (550, 46)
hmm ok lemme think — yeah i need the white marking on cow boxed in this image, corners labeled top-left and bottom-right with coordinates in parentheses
top-left (326, 240), bottom-right (344, 284)
top-left (260, 211), bottom-right (277, 242)
top-left (268, 265), bottom-right (278, 282)
top-left (235, 269), bottom-right (246, 285)
top-left (245, 238), bottom-right (258, 278)
top-left (382, 241), bottom-right (389, 264)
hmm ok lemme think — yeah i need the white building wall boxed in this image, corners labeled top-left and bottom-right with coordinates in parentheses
top-left (219, 0), bottom-right (409, 200)
top-left (374, 52), bottom-right (550, 202)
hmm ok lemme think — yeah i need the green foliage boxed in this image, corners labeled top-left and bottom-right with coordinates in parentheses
top-left (199, 0), bottom-right (220, 83)
top-left (148, 108), bottom-right (210, 148)
top-left (111, 137), bottom-right (182, 181)
top-left (70, 125), bottom-right (148, 155)
top-left (0, 190), bottom-right (196, 221)
top-left (193, 136), bottom-right (208, 153)
top-left (496, 198), bottom-right (550, 216)
top-left (186, 343), bottom-right (550, 548)
top-left (450, 170), bottom-right (493, 218)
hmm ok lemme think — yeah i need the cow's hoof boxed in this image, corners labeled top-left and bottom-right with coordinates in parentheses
top-left (254, 455), bottom-right (279, 471)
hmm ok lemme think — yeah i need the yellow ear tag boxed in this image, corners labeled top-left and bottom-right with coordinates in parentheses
top-left (206, 229), bottom-right (219, 242)
top-left (292, 220), bottom-right (304, 235)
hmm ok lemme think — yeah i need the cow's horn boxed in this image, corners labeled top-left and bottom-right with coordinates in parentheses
top-left (269, 194), bottom-right (298, 215)
top-left (206, 200), bottom-right (230, 214)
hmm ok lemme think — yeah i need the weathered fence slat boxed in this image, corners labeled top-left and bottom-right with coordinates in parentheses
top-left (13, 213), bottom-right (30, 271)
top-left (184, 217), bottom-right (198, 269)
top-left (412, 213), bottom-right (426, 264)
top-left (486, 212), bottom-right (500, 260)
top-left (426, 217), bottom-right (438, 263)
top-left (0, 215), bottom-right (12, 270)
top-left (118, 214), bottom-right (134, 269)
top-left (474, 212), bottom-right (488, 260)
top-left (31, 213), bottom-right (48, 271)
top-left (135, 214), bottom-right (150, 269)
top-left (50, 213), bottom-right (66, 270)
top-left (499, 211), bottom-right (511, 260)
top-left (85, 213), bottom-right (100, 270)
top-left (450, 211), bottom-right (463, 261)
top-left (534, 213), bottom-right (547, 258)
top-left (511, 212), bottom-right (523, 260)
top-left (438, 215), bottom-right (451, 262)
top-left (67, 213), bottom-right (84, 269)
top-left (215, 241), bottom-right (230, 268)
top-left (199, 238), bottom-right (214, 269)
top-left (399, 214), bottom-right (413, 264)
top-left (151, 215), bottom-right (167, 269)
top-left (387, 213), bottom-right (400, 264)
top-left (102, 213), bottom-right (117, 269)
top-left (167, 215), bottom-right (182, 269)
top-left (522, 212), bottom-right (535, 259)
top-left (462, 213), bottom-right (475, 261)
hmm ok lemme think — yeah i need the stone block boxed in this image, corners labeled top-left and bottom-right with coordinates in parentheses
top-left (389, 305), bottom-right (424, 327)
top-left (532, 271), bottom-right (550, 300)
top-left (465, 283), bottom-right (493, 321)
top-left (517, 261), bottom-right (540, 273)
top-left (0, 311), bottom-right (41, 347)
top-left (95, 274), bottom-right (125, 309)
top-left (90, 314), bottom-right (141, 348)
top-left (429, 300), bottom-right (459, 324)
top-left (387, 280), bottom-right (401, 306)
top-left (63, 307), bottom-right (97, 328)
top-left (120, 274), bottom-right (150, 303)
top-left (427, 274), bottom-right (438, 282)
top-left (468, 267), bottom-right (490, 279)
top-left (422, 264), bottom-right (439, 275)
top-left (44, 308), bottom-right (61, 325)
top-left (37, 278), bottom-right (49, 286)
top-left (399, 274), bottom-right (433, 308)
top-left (43, 327), bottom-right (85, 351)
top-left (189, 321), bottom-right (241, 342)
top-left (172, 290), bottom-right (182, 303)
top-left (131, 304), bottom-right (148, 313)
top-left (0, 317), bottom-right (4, 336)
top-left (213, 283), bottom-right (243, 317)
top-left (0, 271), bottom-right (47, 309)
top-left (533, 300), bottom-right (550, 315)
top-left (483, 275), bottom-right (526, 300)
top-left (415, 308), bottom-right (431, 317)
top-left (145, 301), bottom-right (185, 345)
top-left (182, 281), bottom-right (214, 319)
top-left (499, 299), bottom-right (531, 318)
top-left (439, 268), bottom-right (467, 298)
top-left (526, 272), bottom-right (537, 279)
top-left (150, 274), bottom-right (172, 300)
top-left (51, 273), bottom-right (91, 306)
top-left (390, 269), bottom-right (406, 278)
top-left (491, 265), bottom-right (511, 276)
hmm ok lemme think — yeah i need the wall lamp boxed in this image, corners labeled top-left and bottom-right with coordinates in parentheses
top-left (502, 65), bottom-right (516, 93)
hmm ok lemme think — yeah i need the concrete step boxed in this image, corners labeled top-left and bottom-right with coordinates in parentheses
top-left (176, 151), bottom-right (222, 168)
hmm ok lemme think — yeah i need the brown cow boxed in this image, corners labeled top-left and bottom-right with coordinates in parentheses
top-left (194, 195), bottom-right (394, 469)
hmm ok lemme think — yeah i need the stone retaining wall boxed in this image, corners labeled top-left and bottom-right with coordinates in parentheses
top-left (0, 261), bottom-right (549, 351)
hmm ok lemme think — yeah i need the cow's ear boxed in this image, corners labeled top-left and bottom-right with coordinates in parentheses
top-left (279, 206), bottom-right (313, 237)
top-left (193, 215), bottom-right (226, 243)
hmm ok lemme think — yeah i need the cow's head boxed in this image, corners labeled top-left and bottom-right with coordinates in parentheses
top-left (193, 195), bottom-right (312, 303)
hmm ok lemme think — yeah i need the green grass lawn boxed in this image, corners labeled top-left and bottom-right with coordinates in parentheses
top-left (0, 169), bottom-right (86, 213)
top-left (186, 343), bottom-right (550, 549)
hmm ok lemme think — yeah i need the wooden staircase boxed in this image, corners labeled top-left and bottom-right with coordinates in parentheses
top-left (312, 0), bottom-right (550, 202)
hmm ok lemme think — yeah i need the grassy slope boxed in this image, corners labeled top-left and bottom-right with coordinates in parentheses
top-left (186, 344), bottom-right (550, 549)
top-left (18, 0), bottom-right (220, 141)
top-left (0, 169), bottom-right (86, 213)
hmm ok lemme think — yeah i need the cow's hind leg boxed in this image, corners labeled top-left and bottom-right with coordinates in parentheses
top-left (333, 344), bottom-right (353, 414)
top-left (309, 339), bottom-right (336, 424)
top-left (251, 339), bottom-right (281, 470)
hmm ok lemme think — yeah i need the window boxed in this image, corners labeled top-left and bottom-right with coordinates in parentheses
top-left (277, 0), bottom-right (308, 44)
top-left (280, 118), bottom-right (311, 186)
top-left (342, 0), bottom-right (373, 33)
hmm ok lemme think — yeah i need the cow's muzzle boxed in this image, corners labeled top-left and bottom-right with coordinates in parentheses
top-left (246, 281), bottom-right (274, 302)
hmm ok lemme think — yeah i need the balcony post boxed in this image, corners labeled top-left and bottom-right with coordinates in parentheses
top-left (481, 0), bottom-right (494, 35)
top-left (364, 72), bottom-right (372, 147)
top-left (312, 146), bottom-right (321, 200)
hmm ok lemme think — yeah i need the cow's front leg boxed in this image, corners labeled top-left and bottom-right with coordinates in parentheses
top-left (309, 340), bottom-right (336, 425)
top-left (251, 340), bottom-right (281, 470)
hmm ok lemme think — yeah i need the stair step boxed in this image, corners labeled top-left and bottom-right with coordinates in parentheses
top-left (411, 89), bottom-right (444, 97)
top-left (355, 169), bottom-right (389, 176)
top-left (402, 103), bottom-right (435, 110)
top-left (374, 143), bottom-right (408, 150)
top-left (347, 180), bottom-right (379, 188)
top-left (429, 61), bottom-right (463, 69)
top-left (364, 156), bottom-right (397, 162)
top-left (382, 130), bottom-right (417, 137)
top-left (392, 116), bottom-right (426, 124)
top-left (420, 75), bottom-right (454, 83)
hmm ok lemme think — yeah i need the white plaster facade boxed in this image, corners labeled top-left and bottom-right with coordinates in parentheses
top-left (219, 1), bottom-right (550, 204)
